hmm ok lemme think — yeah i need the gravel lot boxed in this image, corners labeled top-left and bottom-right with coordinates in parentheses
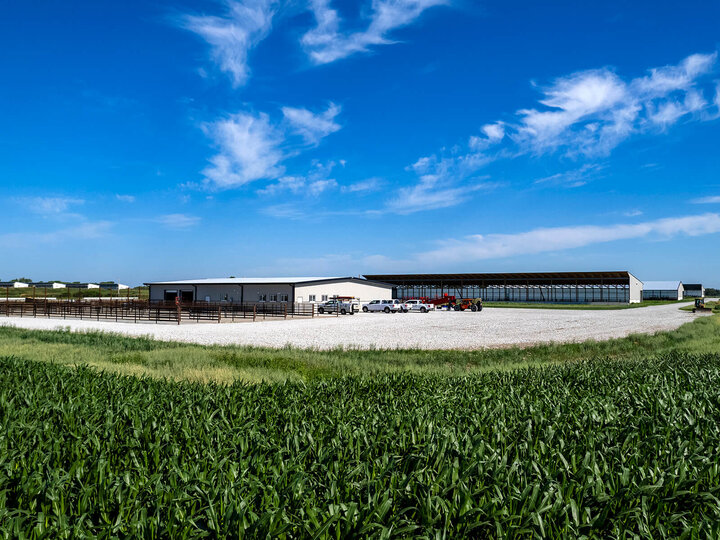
top-left (0, 302), bottom-right (707, 350)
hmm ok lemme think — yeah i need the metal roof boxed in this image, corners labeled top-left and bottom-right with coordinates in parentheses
top-left (363, 271), bottom-right (636, 286)
top-left (642, 281), bottom-right (683, 290)
top-left (145, 276), bottom-right (392, 287)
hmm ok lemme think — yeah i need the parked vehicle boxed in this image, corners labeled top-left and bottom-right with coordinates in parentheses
top-left (403, 299), bottom-right (434, 313)
top-left (362, 300), bottom-right (401, 313)
top-left (316, 299), bottom-right (357, 315)
top-left (452, 298), bottom-right (483, 312)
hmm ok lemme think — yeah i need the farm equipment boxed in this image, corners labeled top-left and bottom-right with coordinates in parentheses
top-left (418, 295), bottom-right (483, 312)
top-left (692, 298), bottom-right (712, 313)
top-left (452, 298), bottom-right (483, 312)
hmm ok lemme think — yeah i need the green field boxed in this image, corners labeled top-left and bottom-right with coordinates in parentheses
top-left (1, 316), bottom-right (720, 536)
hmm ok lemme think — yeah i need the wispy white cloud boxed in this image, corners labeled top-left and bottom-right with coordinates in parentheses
top-left (511, 51), bottom-right (718, 156)
top-left (259, 203), bottom-right (307, 219)
top-left (394, 51), bottom-right (719, 214)
top-left (155, 214), bottom-right (201, 229)
top-left (691, 195), bottom-right (720, 204)
top-left (282, 102), bottom-right (341, 145)
top-left (534, 163), bottom-right (604, 188)
top-left (201, 103), bottom-right (343, 190)
top-left (181, 0), bottom-right (277, 87)
top-left (421, 213), bottom-right (720, 263)
top-left (342, 177), bottom-right (382, 193)
top-left (17, 197), bottom-right (85, 216)
top-left (301, 0), bottom-right (446, 64)
top-left (202, 111), bottom-right (285, 189)
top-left (116, 194), bottom-right (136, 203)
top-left (387, 150), bottom-right (498, 214)
top-left (388, 170), bottom-right (501, 214)
top-left (258, 160), bottom-right (338, 196)
top-left (0, 221), bottom-right (113, 248)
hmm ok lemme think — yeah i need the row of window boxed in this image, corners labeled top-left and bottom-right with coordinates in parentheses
top-left (257, 293), bottom-right (290, 302)
top-left (307, 295), bottom-right (329, 302)
top-left (396, 285), bottom-right (631, 303)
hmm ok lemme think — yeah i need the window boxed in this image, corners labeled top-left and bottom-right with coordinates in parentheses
top-left (280, 294), bottom-right (289, 302)
top-left (321, 295), bottom-right (328, 301)
top-left (258, 293), bottom-right (267, 302)
top-left (308, 295), bottom-right (316, 302)
top-left (270, 294), bottom-right (277, 302)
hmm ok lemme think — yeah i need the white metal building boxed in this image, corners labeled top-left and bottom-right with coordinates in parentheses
top-left (683, 284), bottom-right (705, 298)
top-left (0, 281), bottom-right (29, 288)
top-left (146, 277), bottom-right (394, 304)
top-left (641, 281), bottom-right (684, 301)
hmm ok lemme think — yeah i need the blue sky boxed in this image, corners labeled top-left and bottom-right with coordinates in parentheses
top-left (2, 0), bottom-right (720, 285)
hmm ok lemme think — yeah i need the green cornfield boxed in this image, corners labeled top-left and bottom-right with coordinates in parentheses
top-left (2, 353), bottom-right (720, 538)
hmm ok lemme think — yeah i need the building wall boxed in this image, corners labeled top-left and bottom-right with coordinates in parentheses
top-left (242, 284), bottom-right (294, 302)
top-left (684, 286), bottom-right (705, 298)
top-left (295, 281), bottom-right (393, 303)
top-left (629, 274), bottom-right (643, 303)
top-left (149, 280), bottom-right (391, 303)
top-left (642, 287), bottom-right (682, 301)
top-left (196, 284), bottom-right (245, 302)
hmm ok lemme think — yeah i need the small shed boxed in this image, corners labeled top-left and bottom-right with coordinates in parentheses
top-left (683, 284), bottom-right (705, 298)
top-left (642, 281), bottom-right (684, 301)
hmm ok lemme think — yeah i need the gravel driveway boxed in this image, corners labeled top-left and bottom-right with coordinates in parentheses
top-left (0, 302), bottom-right (707, 350)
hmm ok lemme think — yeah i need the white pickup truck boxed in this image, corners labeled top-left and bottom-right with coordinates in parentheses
top-left (316, 299), bottom-right (357, 315)
top-left (401, 299), bottom-right (434, 313)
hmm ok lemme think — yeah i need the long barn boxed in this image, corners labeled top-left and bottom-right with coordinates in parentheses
top-left (363, 271), bottom-right (644, 304)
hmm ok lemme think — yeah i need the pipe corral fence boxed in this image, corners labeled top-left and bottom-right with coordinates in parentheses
top-left (0, 298), bottom-right (317, 324)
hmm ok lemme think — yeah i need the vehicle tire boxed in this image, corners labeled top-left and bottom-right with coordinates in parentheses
top-left (420, 307), bottom-right (427, 313)
top-left (384, 307), bottom-right (390, 313)
top-left (340, 308), bottom-right (347, 315)
top-left (318, 307), bottom-right (324, 314)
top-left (362, 306), bottom-right (369, 312)
top-left (403, 309), bottom-right (408, 313)
top-left (477, 305), bottom-right (483, 312)
top-left (471, 305), bottom-right (478, 312)
top-left (454, 305), bottom-right (461, 311)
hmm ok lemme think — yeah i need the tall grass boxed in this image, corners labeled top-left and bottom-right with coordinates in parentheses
top-left (0, 315), bottom-right (718, 383)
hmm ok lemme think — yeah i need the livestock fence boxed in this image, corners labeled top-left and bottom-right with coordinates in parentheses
top-left (0, 299), bottom-right (317, 324)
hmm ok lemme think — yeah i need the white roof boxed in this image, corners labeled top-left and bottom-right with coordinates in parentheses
top-left (146, 276), bottom-right (357, 286)
top-left (643, 280), bottom-right (682, 290)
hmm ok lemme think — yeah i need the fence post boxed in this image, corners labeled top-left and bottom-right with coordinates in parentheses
top-left (284, 304), bottom-right (287, 319)
top-left (253, 304), bottom-right (256, 322)
top-left (177, 303), bottom-right (182, 325)
top-left (218, 305), bottom-right (222, 323)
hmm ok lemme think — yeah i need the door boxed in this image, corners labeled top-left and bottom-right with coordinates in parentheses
top-left (164, 290), bottom-right (177, 302)
top-left (180, 290), bottom-right (194, 303)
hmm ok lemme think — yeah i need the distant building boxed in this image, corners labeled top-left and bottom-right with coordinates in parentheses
top-left (683, 284), bottom-right (705, 298)
top-left (0, 281), bottom-right (29, 288)
top-left (642, 281), bottom-right (684, 301)
top-left (100, 283), bottom-right (130, 290)
top-left (145, 277), bottom-right (394, 303)
top-left (29, 282), bottom-right (66, 289)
